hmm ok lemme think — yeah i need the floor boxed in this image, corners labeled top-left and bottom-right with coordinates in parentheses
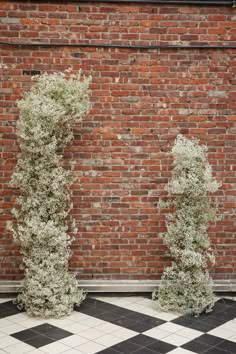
top-left (0, 295), bottom-right (236, 354)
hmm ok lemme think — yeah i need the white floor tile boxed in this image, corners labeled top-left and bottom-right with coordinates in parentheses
top-left (4, 342), bottom-right (33, 354)
top-left (158, 322), bottom-right (185, 333)
top-left (69, 313), bottom-right (90, 322)
top-left (62, 323), bottom-right (89, 334)
top-left (176, 327), bottom-right (203, 340)
top-left (127, 297), bottom-right (145, 303)
top-left (168, 348), bottom-right (196, 354)
top-left (93, 297), bottom-right (121, 304)
top-left (162, 333), bottom-right (192, 346)
top-left (82, 317), bottom-right (106, 328)
top-left (113, 297), bottom-right (143, 306)
top-left (0, 335), bottom-right (21, 349)
top-left (40, 342), bottom-right (70, 354)
top-left (75, 341), bottom-right (105, 354)
top-left (79, 328), bottom-right (106, 340)
top-left (0, 330), bottom-right (7, 338)
top-left (0, 319), bottom-right (14, 328)
top-left (112, 327), bottom-right (137, 340)
top-left (154, 311), bottom-right (180, 321)
top-left (47, 319), bottom-right (75, 328)
top-left (95, 322), bottom-right (121, 334)
top-left (18, 319), bottom-right (46, 329)
top-left (208, 326), bottom-right (235, 339)
top-left (136, 307), bottom-right (160, 317)
top-left (134, 298), bottom-right (153, 307)
top-left (0, 298), bottom-right (14, 304)
top-left (6, 313), bottom-right (29, 323)
top-left (59, 334), bottom-right (89, 347)
top-left (63, 350), bottom-right (84, 354)
top-left (24, 350), bottom-right (45, 354)
top-left (144, 327), bottom-right (172, 340)
top-left (122, 303), bottom-right (146, 311)
top-left (1, 323), bottom-right (28, 335)
top-left (111, 299), bottom-right (134, 307)
top-left (94, 333), bottom-right (123, 347)
top-left (230, 334), bottom-right (236, 343)
top-left (220, 319), bottom-right (236, 333)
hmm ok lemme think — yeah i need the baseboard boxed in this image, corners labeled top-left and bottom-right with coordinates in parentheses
top-left (0, 279), bottom-right (236, 294)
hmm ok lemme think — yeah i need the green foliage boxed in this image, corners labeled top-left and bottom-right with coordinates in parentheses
top-left (8, 70), bottom-right (91, 318)
top-left (153, 135), bottom-right (220, 315)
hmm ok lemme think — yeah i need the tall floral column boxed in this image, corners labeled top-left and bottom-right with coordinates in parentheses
top-left (8, 70), bottom-right (91, 318)
top-left (153, 135), bottom-right (220, 315)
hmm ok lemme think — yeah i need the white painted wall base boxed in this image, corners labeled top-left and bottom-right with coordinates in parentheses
top-left (0, 279), bottom-right (236, 294)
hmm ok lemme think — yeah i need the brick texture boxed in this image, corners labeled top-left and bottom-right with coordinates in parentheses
top-left (0, 1), bottom-right (236, 281)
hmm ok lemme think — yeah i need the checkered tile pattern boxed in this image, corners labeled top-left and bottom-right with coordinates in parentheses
top-left (0, 296), bottom-right (235, 354)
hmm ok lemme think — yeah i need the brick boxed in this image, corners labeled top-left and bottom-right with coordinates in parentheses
top-left (0, 2), bottom-right (235, 281)
top-left (0, 17), bottom-right (19, 24)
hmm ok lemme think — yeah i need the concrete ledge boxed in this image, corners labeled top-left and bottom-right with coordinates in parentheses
top-left (0, 279), bottom-right (236, 294)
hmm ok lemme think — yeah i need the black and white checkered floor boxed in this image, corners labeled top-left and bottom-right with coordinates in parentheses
top-left (0, 296), bottom-right (236, 354)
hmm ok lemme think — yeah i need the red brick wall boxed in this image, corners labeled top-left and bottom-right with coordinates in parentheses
top-left (0, 1), bottom-right (236, 281)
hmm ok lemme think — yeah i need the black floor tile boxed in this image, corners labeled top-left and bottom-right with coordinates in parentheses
top-left (196, 334), bottom-right (225, 346)
top-left (217, 298), bottom-right (236, 307)
top-left (98, 311), bottom-right (122, 322)
top-left (111, 339), bottom-right (142, 353)
top-left (0, 304), bottom-right (9, 310)
top-left (84, 297), bottom-right (99, 307)
top-left (11, 322), bottom-right (73, 348)
top-left (12, 328), bottom-right (40, 341)
top-left (46, 328), bottom-right (72, 340)
top-left (127, 322), bottom-right (155, 332)
top-left (133, 348), bottom-right (157, 354)
top-left (98, 303), bottom-right (121, 312)
top-left (80, 306), bottom-right (107, 317)
top-left (213, 301), bottom-right (232, 313)
top-left (142, 317), bottom-right (166, 327)
top-left (75, 303), bottom-right (91, 311)
top-left (197, 316), bottom-right (227, 327)
top-left (203, 347), bottom-right (231, 354)
top-left (31, 323), bottom-right (60, 335)
top-left (124, 311), bottom-right (165, 329)
top-left (216, 339), bottom-right (236, 353)
top-left (87, 299), bottom-right (119, 312)
top-left (125, 312), bottom-right (151, 322)
top-left (112, 307), bottom-right (134, 316)
top-left (171, 315), bottom-right (197, 327)
top-left (80, 296), bottom-right (166, 335)
top-left (182, 339), bottom-right (212, 353)
top-left (197, 311), bottom-right (214, 319)
top-left (0, 300), bottom-right (22, 318)
top-left (97, 349), bottom-right (122, 354)
top-left (216, 308), bottom-right (236, 321)
top-left (1, 300), bottom-right (18, 309)
top-left (0, 308), bottom-right (21, 318)
top-left (188, 321), bottom-right (215, 332)
top-left (129, 334), bottom-right (157, 347)
top-left (111, 317), bottom-right (138, 328)
top-left (25, 334), bottom-right (55, 348)
top-left (146, 339), bottom-right (176, 353)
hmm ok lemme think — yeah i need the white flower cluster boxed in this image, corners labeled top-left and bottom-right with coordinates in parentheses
top-left (153, 135), bottom-right (220, 315)
top-left (8, 70), bottom-right (91, 318)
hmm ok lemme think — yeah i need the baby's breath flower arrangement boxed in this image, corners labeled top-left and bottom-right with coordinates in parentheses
top-left (153, 135), bottom-right (220, 315)
top-left (8, 70), bottom-right (91, 318)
